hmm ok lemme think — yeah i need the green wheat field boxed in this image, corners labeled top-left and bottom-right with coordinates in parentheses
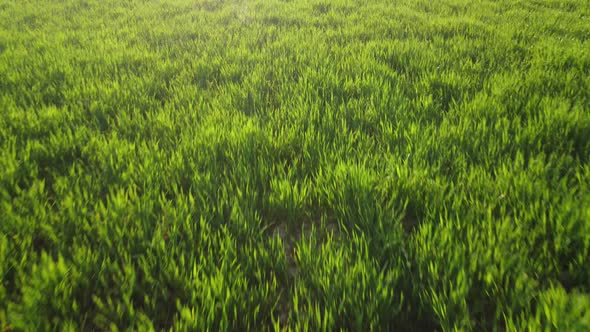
top-left (1, 0), bottom-right (589, 330)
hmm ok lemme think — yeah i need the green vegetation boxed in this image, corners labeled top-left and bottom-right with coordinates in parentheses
top-left (1, 0), bottom-right (589, 330)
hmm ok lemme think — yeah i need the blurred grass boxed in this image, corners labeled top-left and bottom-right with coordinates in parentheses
top-left (1, 0), bottom-right (589, 330)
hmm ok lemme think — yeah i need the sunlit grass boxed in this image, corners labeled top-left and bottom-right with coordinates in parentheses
top-left (1, 0), bottom-right (589, 330)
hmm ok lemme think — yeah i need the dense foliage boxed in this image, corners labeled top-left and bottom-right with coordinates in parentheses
top-left (1, 0), bottom-right (589, 330)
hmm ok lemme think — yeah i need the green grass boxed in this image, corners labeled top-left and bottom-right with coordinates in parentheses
top-left (1, 0), bottom-right (589, 330)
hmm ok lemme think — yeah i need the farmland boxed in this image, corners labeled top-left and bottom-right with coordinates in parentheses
top-left (1, 0), bottom-right (589, 330)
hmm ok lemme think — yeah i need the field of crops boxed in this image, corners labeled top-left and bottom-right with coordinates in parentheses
top-left (1, 0), bottom-right (589, 330)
